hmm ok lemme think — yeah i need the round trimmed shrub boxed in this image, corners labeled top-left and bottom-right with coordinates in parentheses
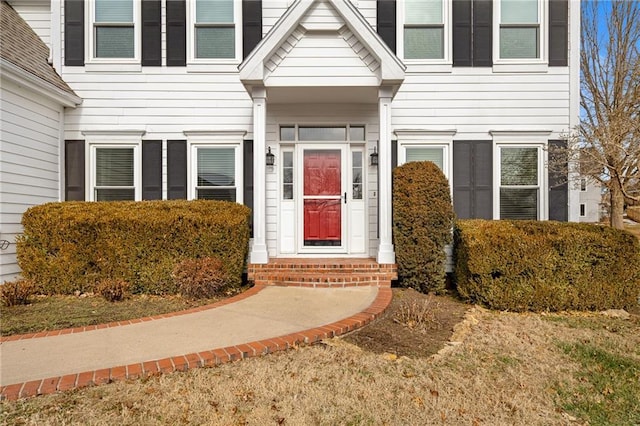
top-left (393, 161), bottom-right (454, 293)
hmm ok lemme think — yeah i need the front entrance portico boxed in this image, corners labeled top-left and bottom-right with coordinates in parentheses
top-left (239, 0), bottom-right (405, 264)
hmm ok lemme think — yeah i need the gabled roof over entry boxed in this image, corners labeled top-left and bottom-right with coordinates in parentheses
top-left (239, 0), bottom-right (405, 91)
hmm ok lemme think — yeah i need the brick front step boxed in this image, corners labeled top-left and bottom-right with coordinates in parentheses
top-left (247, 258), bottom-right (397, 288)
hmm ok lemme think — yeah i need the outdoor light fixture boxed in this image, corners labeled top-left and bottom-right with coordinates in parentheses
top-left (266, 147), bottom-right (275, 166)
top-left (370, 146), bottom-right (378, 166)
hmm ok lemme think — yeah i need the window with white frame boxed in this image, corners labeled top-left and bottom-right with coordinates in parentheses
top-left (401, 0), bottom-right (448, 60)
top-left (192, 146), bottom-right (241, 201)
top-left (90, 144), bottom-right (140, 201)
top-left (580, 203), bottom-right (585, 217)
top-left (395, 130), bottom-right (455, 182)
top-left (90, 0), bottom-right (138, 59)
top-left (498, 146), bottom-right (541, 219)
top-left (498, 0), bottom-right (542, 60)
top-left (191, 0), bottom-right (239, 61)
top-left (282, 150), bottom-right (294, 200)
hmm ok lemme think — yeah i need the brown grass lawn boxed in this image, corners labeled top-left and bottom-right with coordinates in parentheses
top-left (3, 299), bottom-right (639, 425)
top-left (625, 221), bottom-right (640, 239)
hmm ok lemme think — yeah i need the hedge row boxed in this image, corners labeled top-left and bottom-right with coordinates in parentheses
top-left (454, 220), bottom-right (640, 312)
top-left (629, 206), bottom-right (640, 223)
top-left (17, 200), bottom-right (251, 295)
top-left (393, 161), bottom-right (454, 293)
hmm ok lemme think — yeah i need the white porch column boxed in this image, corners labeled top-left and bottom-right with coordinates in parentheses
top-left (249, 86), bottom-right (269, 264)
top-left (377, 87), bottom-right (396, 264)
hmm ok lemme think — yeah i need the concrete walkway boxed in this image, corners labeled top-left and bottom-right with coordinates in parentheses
top-left (0, 285), bottom-right (391, 400)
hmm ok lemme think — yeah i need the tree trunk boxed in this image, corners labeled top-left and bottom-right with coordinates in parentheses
top-left (610, 183), bottom-right (625, 229)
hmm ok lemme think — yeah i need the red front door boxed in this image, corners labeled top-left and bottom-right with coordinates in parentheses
top-left (303, 149), bottom-right (342, 246)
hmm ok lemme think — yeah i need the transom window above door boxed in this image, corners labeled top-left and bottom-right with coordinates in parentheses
top-left (280, 125), bottom-right (366, 142)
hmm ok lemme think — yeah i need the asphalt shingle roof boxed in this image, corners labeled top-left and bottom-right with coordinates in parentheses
top-left (0, 1), bottom-right (76, 96)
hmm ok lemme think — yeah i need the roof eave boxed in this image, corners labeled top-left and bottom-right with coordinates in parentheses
top-left (0, 58), bottom-right (82, 108)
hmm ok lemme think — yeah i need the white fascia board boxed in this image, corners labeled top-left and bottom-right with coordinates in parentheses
top-left (239, 0), bottom-right (405, 85)
top-left (0, 58), bottom-right (82, 108)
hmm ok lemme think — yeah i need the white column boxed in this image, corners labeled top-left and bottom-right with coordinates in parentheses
top-left (249, 86), bottom-right (269, 264)
top-left (377, 87), bottom-right (396, 264)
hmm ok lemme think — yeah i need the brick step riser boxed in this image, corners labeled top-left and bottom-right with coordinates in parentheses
top-left (253, 280), bottom-right (392, 288)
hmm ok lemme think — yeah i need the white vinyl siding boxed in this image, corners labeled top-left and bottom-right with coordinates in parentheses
top-left (10, 1), bottom-right (51, 49)
top-left (0, 80), bottom-right (63, 283)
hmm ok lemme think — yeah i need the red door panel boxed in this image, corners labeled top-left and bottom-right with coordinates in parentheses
top-left (303, 150), bottom-right (341, 246)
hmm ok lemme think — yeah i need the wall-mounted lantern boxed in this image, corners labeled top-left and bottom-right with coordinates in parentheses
top-left (370, 146), bottom-right (378, 166)
top-left (266, 147), bottom-right (275, 166)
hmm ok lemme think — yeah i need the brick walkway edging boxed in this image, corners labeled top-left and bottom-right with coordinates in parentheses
top-left (0, 286), bottom-right (393, 401)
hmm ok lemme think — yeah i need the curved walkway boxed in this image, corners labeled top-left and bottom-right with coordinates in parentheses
top-left (0, 285), bottom-right (392, 400)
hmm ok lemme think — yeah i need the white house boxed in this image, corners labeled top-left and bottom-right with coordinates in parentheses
top-left (0, 0), bottom-right (580, 283)
top-left (578, 176), bottom-right (603, 223)
top-left (0, 1), bottom-right (81, 283)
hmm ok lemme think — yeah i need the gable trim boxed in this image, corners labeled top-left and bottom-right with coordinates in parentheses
top-left (239, 0), bottom-right (405, 86)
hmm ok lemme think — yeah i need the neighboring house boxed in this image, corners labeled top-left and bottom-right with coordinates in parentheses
top-left (0, 0), bottom-right (579, 282)
top-left (0, 1), bottom-right (81, 283)
top-left (578, 176), bottom-right (602, 223)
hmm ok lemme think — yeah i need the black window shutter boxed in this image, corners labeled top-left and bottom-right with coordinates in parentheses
top-left (453, 141), bottom-right (493, 219)
top-left (243, 140), bottom-right (254, 235)
top-left (64, 0), bottom-right (84, 66)
top-left (473, 0), bottom-right (493, 67)
top-left (473, 140), bottom-right (493, 219)
top-left (142, 140), bottom-right (162, 200)
top-left (377, 0), bottom-right (397, 53)
top-left (166, 0), bottom-right (186, 66)
top-left (391, 140), bottom-right (397, 169)
top-left (167, 140), bottom-right (187, 199)
top-left (453, 0), bottom-right (472, 67)
top-left (142, 0), bottom-right (162, 66)
top-left (548, 139), bottom-right (568, 221)
top-left (453, 141), bottom-right (473, 218)
top-left (549, 0), bottom-right (568, 66)
top-left (242, 0), bottom-right (262, 59)
top-left (65, 140), bottom-right (85, 201)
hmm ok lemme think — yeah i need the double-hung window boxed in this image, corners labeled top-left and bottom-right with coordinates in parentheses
top-left (402, 0), bottom-right (447, 60)
top-left (395, 130), bottom-right (455, 184)
top-left (89, 143), bottom-right (141, 201)
top-left (194, 146), bottom-right (239, 201)
top-left (191, 0), bottom-right (238, 61)
top-left (91, 0), bottom-right (137, 60)
top-left (498, 0), bottom-right (541, 60)
top-left (187, 131), bottom-right (245, 202)
top-left (498, 146), bottom-right (542, 219)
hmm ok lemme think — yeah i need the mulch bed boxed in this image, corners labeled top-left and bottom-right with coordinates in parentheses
top-left (343, 287), bottom-right (470, 358)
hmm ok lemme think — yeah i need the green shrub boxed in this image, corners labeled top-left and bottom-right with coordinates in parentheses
top-left (17, 200), bottom-right (250, 295)
top-left (172, 257), bottom-right (227, 299)
top-left (96, 279), bottom-right (130, 302)
top-left (454, 220), bottom-right (640, 312)
top-left (393, 161), bottom-right (454, 293)
top-left (628, 206), bottom-right (640, 223)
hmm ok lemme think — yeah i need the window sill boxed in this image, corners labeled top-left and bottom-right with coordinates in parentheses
top-left (84, 62), bottom-right (142, 73)
top-left (404, 63), bottom-right (453, 74)
top-left (492, 62), bottom-right (549, 73)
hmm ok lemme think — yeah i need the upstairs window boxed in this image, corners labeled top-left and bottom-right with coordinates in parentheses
top-left (403, 0), bottom-right (446, 60)
top-left (499, 0), bottom-right (541, 59)
top-left (193, 0), bottom-right (237, 59)
top-left (92, 0), bottom-right (136, 59)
